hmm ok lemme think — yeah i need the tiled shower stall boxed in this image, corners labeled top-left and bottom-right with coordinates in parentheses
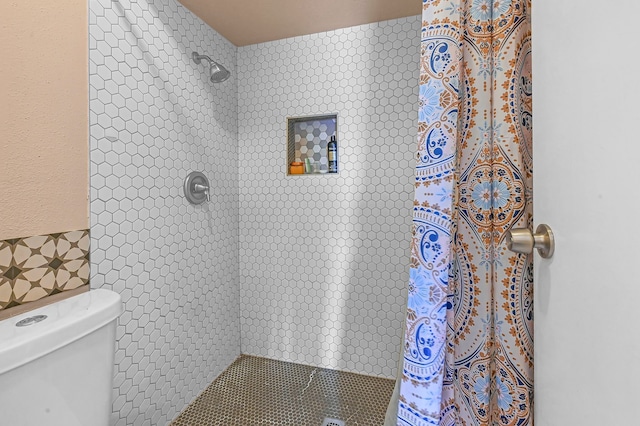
top-left (89, 0), bottom-right (420, 424)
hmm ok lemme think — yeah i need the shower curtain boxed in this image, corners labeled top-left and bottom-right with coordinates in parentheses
top-left (390, 0), bottom-right (533, 424)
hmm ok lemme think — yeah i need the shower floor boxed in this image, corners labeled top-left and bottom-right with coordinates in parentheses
top-left (170, 355), bottom-right (395, 426)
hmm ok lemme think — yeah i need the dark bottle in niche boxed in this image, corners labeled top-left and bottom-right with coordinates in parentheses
top-left (328, 135), bottom-right (338, 173)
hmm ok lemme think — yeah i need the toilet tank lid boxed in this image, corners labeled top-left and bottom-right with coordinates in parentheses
top-left (0, 289), bottom-right (122, 375)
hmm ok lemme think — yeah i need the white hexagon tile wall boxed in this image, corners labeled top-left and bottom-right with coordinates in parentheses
top-left (237, 16), bottom-right (420, 378)
top-left (89, 0), bottom-right (239, 425)
top-left (90, 0), bottom-right (420, 423)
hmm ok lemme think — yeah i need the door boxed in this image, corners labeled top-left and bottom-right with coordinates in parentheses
top-left (532, 0), bottom-right (640, 423)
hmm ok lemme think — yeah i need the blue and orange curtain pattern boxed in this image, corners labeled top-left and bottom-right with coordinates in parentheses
top-left (398, 0), bottom-right (533, 424)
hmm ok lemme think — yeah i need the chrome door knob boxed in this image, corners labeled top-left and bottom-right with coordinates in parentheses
top-left (506, 224), bottom-right (555, 258)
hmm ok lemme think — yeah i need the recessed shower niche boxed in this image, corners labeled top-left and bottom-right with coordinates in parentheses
top-left (287, 114), bottom-right (338, 175)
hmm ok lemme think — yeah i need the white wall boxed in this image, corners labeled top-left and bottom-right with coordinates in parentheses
top-left (89, 0), bottom-right (239, 424)
top-left (533, 0), bottom-right (640, 423)
top-left (237, 16), bottom-right (420, 378)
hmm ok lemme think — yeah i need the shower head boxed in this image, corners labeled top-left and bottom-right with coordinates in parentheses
top-left (192, 51), bottom-right (230, 83)
top-left (208, 62), bottom-right (230, 83)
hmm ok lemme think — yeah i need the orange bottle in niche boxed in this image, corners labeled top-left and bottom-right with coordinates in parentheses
top-left (289, 162), bottom-right (304, 174)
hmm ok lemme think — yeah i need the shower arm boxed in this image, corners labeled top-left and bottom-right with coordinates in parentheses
top-left (192, 52), bottom-right (213, 66)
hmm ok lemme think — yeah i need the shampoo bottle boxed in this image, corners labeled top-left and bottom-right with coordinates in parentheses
top-left (328, 135), bottom-right (338, 173)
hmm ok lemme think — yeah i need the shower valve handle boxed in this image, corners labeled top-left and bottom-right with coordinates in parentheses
top-left (193, 183), bottom-right (210, 201)
top-left (506, 224), bottom-right (555, 258)
top-left (183, 171), bottom-right (210, 205)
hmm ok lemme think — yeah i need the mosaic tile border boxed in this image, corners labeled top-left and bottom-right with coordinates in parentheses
top-left (0, 229), bottom-right (90, 310)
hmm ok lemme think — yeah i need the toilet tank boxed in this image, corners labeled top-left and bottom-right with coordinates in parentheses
top-left (0, 289), bottom-right (122, 426)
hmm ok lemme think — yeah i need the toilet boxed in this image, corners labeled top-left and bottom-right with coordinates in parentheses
top-left (0, 289), bottom-right (122, 426)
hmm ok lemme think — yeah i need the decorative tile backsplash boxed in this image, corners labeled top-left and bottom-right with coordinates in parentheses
top-left (0, 230), bottom-right (90, 310)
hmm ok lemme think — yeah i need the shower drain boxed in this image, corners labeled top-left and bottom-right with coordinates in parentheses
top-left (321, 418), bottom-right (346, 426)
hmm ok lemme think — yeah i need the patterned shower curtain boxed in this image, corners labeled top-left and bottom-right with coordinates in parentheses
top-left (397, 0), bottom-right (532, 424)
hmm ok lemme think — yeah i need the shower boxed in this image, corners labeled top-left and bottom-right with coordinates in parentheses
top-left (192, 51), bottom-right (230, 83)
top-left (87, 1), bottom-right (419, 423)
